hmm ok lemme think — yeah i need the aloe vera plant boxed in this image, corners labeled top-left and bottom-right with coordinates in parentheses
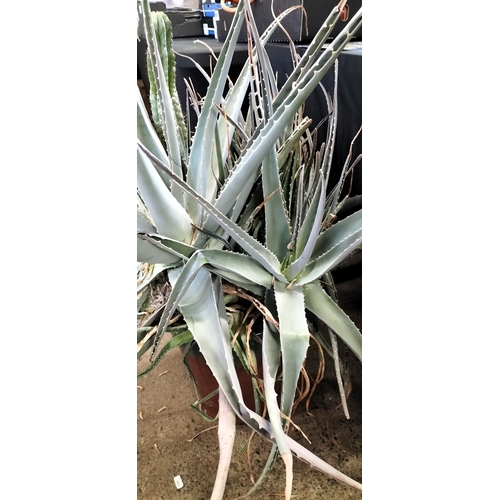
top-left (137, 0), bottom-right (362, 498)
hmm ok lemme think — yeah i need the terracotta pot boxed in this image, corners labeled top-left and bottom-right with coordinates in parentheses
top-left (183, 341), bottom-right (263, 422)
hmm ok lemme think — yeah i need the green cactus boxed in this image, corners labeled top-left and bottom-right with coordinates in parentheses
top-left (146, 11), bottom-right (188, 156)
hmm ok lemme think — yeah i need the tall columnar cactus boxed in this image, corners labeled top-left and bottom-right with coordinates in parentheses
top-left (146, 12), bottom-right (188, 152)
top-left (142, 6), bottom-right (188, 168)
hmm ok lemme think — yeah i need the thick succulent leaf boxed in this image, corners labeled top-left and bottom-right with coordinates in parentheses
top-left (319, 76), bottom-right (338, 188)
top-left (137, 233), bottom-right (195, 260)
top-left (283, 173), bottom-right (326, 281)
top-left (262, 320), bottom-right (292, 455)
top-left (303, 281), bottom-right (361, 360)
top-left (294, 210), bottom-right (362, 285)
top-left (173, 269), bottom-right (247, 405)
top-left (262, 148), bottom-right (292, 261)
top-left (162, 270), bottom-right (259, 428)
top-left (218, 386), bottom-right (362, 491)
top-left (261, 320), bottom-right (294, 500)
top-left (137, 211), bottom-right (156, 234)
top-left (295, 173), bottom-right (326, 258)
top-left (137, 237), bottom-right (183, 265)
top-left (273, 2), bottom-right (361, 109)
top-left (274, 8), bottom-right (362, 129)
top-left (186, 0), bottom-right (246, 223)
top-left (146, 247), bottom-right (271, 297)
top-left (334, 194), bottom-right (362, 216)
top-left (209, 269), bottom-right (264, 297)
top-left (210, 10), bottom-right (361, 236)
top-left (137, 88), bottom-right (174, 191)
top-left (295, 232), bottom-right (361, 285)
top-left (169, 273), bottom-right (360, 491)
top-left (169, 274), bottom-right (361, 490)
top-left (244, 2), bottom-right (279, 106)
top-left (150, 247), bottom-right (271, 358)
top-left (277, 117), bottom-right (312, 170)
top-left (138, 143), bottom-right (287, 283)
top-left (210, 389), bottom-right (236, 500)
top-left (150, 257), bottom-right (207, 357)
top-left (273, 281), bottom-right (311, 418)
top-left (312, 210), bottom-right (362, 260)
top-left (198, 249), bottom-right (273, 288)
top-left (212, 6), bottom-right (303, 177)
top-left (137, 147), bottom-right (192, 242)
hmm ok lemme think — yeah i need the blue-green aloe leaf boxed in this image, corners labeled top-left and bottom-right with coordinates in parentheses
top-left (199, 248), bottom-right (273, 289)
top-left (137, 211), bottom-right (156, 234)
top-left (283, 173), bottom-right (326, 281)
top-left (334, 194), bottom-right (362, 217)
top-left (196, 6), bottom-right (312, 252)
top-left (303, 281), bottom-right (361, 360)
top-left (311, 210), bottom-right (362, 260)
top-left (262, 149), bottom-right (292, 261)
top-left (274, 281), bottom-right (310, 419)
top-left (211, 5), bottom-right (303, 184)
top-left (138, 142), bottom-right (287, 282)
top-left (210, 388), bottom-right (236, 500)
top-left (137, 233), bottom-right (195, 261)
top-left (137, 88), bottom-right (174, 191)
top-left (261, 320), bottom-right (294, 498)
top-left (208, 10), bottom-right (361, 238)
top-left (186, 0), bottom-right (246, 224)
top-left (273, 4), bottom-right (361, 110)
top-left (137, 147), bottom-right (192, 242)
top-left (137, 238), bottom-right (183, 265)
top-left (171, 269), bottom-right (247, 407)
top-left (215, 358), bottom-right (362, 491)
top-left (169, 274), bottom-right (361, 490)
top-left (293, 210), bottom-right (362, 285)
top-left (171, 275), bottom-right (328, 497)
top-left (150, 247), bottom-right (272, 358)
top-left (258, 47), bottom-right (292, 260)
top-left (295, 232), bottom-right (361, 286)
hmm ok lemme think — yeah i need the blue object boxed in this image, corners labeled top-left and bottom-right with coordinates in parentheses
top-left (202, 3), bottom-right (221, 17)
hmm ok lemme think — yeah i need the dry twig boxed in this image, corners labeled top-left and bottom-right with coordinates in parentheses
top-left (187, 425), bottom-right (218, 442)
